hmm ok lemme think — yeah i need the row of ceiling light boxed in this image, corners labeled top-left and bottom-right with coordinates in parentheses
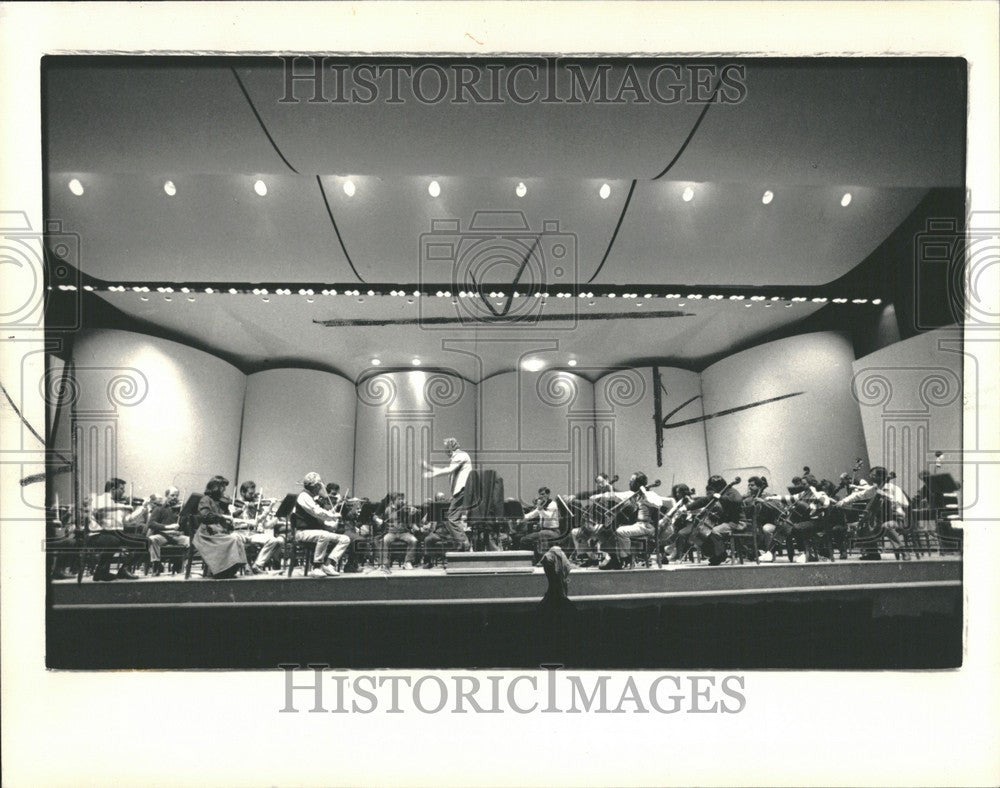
top-left (65, 177), bottom-right (855, 206)
top-left (366, 356), bottom-right (577, 371)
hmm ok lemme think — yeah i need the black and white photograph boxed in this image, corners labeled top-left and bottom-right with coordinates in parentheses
top-left (2, 3), bottom-right (998, 787)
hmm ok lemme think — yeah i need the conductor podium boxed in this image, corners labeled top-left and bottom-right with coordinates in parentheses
top-left (444, 550), bottom-right (535, 575)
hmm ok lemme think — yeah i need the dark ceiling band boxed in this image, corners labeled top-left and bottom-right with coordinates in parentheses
top-left (586, 179), bottom-right (637, 285)
top-left (314, 308), bottom-right (692, 328)
top-left (651, 78), bottom-right (721, 181)
top-left (316, 175), bottom-right (368, 284)
top-left (229, 66), bottom-right (301, 175)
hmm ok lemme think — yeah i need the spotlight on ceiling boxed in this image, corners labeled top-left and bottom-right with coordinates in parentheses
top-left (567, 359), bottom-right (578, 367)
top-left (872, 298), bottom-right (882, 305)
top-left (343, 180), bottom-right (356, 197)
top-left (599, 183), bottom-right (611, 200)
top-left (428, 180), bottom-right (441, 198)
top-left (411, 358), bottom-right (422, 366)
top-left (68, 178), bottom-right (84, 196)
top-left (371, 358), bottom-right (382, 366)
top-left (521, 357), bottom-right (545, 372)
top-left (515, 182), bottom-right (527, 198)
top-left (254, 179), bottom-right (268, 197)
top-left (840, 192), bottom-right (852, 207)
top-left (163, 180), bottom-right (177, 196)
top-left (682, 186), bottom-right (695, 202)
top-left (762, 190), bottom-right (774, 205)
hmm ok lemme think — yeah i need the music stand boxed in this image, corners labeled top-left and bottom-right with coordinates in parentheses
top-left (273, 493), bottom-right (298, 577)
top-left (179, 493), bottom-right (202, 579)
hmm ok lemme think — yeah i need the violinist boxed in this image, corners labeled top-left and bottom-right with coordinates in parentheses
top-left (514, 487), bottom-right (561, 562)
top-left (193, 475), bottom-right (249, 579)
top-left (375, 492), bottom-right (418, 571)
top-left (146, 486), bottom-right (190, 575)
top-left (234, 480), bottom-right (285, 574)
top-left (834, 466), bottom-right (909, 559)
top-left (570, 473), bottom-right (616, 566)
top-left (89, 477), bottom-right (151, 581)
top-left (592, 471), bottom-right (670, 570)
top-left (293, 472), bottom-right (351, 577)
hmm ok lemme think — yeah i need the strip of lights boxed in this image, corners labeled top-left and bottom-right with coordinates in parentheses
top-left (59, 282), bottom-right (886, 305)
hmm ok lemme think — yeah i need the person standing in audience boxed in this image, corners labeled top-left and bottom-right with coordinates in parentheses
top-left (193, 475), bottom-right (248, 579)
top-left (515, 487), bottom-right (563, 562)
top-left (147, 486), bottom-right (190, 575)
top-left (422, 437), bottom-right (472, 552)
top-left (89, 477), bottom-right (151, 581)
top-left (234, 480), bottom-right (286, 573)
top-left (294, 472), bottom-right (351, 577)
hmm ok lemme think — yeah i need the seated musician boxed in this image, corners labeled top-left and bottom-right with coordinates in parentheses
top-left (592, 472), bottom-right (671, 570)
top-left (914, 470), bottom-right (962, 545)
top-left (834, 466), bottom-right (909, 558)
top-left (514, 487), bottom-right (562, 562)
top-left (46, 501), bottom-right (89, 579)
top-left (679, 475), bottom-right (743, 566)
top-left (89, 477), bottom-right (153, 581)
top-left (375, 492), bottom-right (418, 571)
top-left (193, 475), bottom-right (248, 579)
top-left (326, 482), bottom-right (363, 572)
top-left (420, 492), bottom-right (455, 568)
top-left (233, 480), bottom-right (285, 574)
top-left (569, 473), bottom-right (616, 567)
top-left (760, 474), bottom-right (834, 562)
top-left (662, 483), bottom-right (696, 562)
top-left (294, 472), bottom-right (351, 577)
top-left (147, 486), bottom-right (190, 575)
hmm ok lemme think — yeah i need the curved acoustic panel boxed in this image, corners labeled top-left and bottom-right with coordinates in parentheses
top-left (238, 369), bottom-right (357, 498)
top-left (236, 60), bottom-right (708, 178)
top-left (47, 173), bottom-right (358, 282)
top-left (479, 369), bottom-right (596, 501)
top-left (667, 60), bottom-right (965, 188)
top-left (320, 175), bottom-right (630, 283)
top-left (700, 331), bottom-right (868, 491)
top-left (593, 366), bottom-right (708, 492)
top-left (68, 328), bottom-right (246, 499)
top-left (353, 370), bottom-right (477, 501)
top-left (599, 181), bottom-right (927, 286)
top-left (45, 61), bottom-right (290, 175)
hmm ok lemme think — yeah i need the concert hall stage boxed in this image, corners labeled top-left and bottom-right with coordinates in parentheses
top-left (48, 558), bottom-right (962, 670)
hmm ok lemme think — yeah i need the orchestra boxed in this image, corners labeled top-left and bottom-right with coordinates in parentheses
top-left (45, 451), bottom-right (961, 581)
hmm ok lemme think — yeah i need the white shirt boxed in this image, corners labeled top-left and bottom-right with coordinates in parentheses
top-left (593, 488), bottom-right (669, 509)
top-left (448, 449), bottom-right (472, 496)
top-left (295, 491), bottom-right (338, 526)
top-left (524, 499), bottom-right (559, 530)
top-left (839, 482), bottom-right (909, 519)
top-left (91, 492), bottom-right (146, 531)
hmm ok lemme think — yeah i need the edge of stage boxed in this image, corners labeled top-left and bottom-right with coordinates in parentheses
top-left (47, 558), bottom-right (963, 670)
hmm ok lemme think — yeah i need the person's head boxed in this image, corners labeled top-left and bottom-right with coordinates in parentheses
top-left (239, 480), bottom-right (257, 500)
top-left (595, 473), bottom-right (612, 490)
top-left (204, 475), bottom-right (229, 498)
top-left (302, 472), bottom-right (323, 493)
top-left (802, 474), bottom-right (819, 489)
top-left (326, 482), bottom-right (341, 497)
top-left (105, 477), bottom-right (126, 496)
top-left (869, 466), bottom-right (889, 485)
top-left (538, 486), bottom-right (551, 497)
top-left (671, 483), bottom-right (693, 500)
top-left (706, 475), bottom-right (727, 494)
top-left (747, 476), bottom-right (767, 495)
top-left (443, 437), bottom-right (460, 454)
top-left (434, 491), bottom-right (447, 502)
top-left (628, 472), bottom-right (649, 493)
top-left (163, 486), bottom-right (180, 505)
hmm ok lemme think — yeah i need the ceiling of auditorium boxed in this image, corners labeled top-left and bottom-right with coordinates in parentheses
top-left (44, 57), bottom-right (964, 378)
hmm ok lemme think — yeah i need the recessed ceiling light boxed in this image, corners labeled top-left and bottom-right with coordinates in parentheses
top-left (343, 180), bottom-right (356, 197)
top-left (599, 183), bottom-right (611, 200)
top-left (682, 186), bottom-right (695, 202)
top-left (68, 178), bottom-right (84, 196)
top-left (411, 358), bottom-right (421, 366)
top-left (762, 190), bottom-right (773, 205)
top-left (163, 180), bottom-right (177, 196)
top-left (428, 180), bottom-right (441, 198)
top-left (521, 357), bottom-right (545, 372)
top-left (254, 179), bottom-right (267, 196)
top-left (371, 358), bottom-right (382, 366)
top-left (568, 359), bottom-right (578, 367)
top-left (872, 298), bottom-right (882, 305)
top-left (841, 192), bottom-right (852, 207)
top-left (515, 182), bottom-right (527, 198)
